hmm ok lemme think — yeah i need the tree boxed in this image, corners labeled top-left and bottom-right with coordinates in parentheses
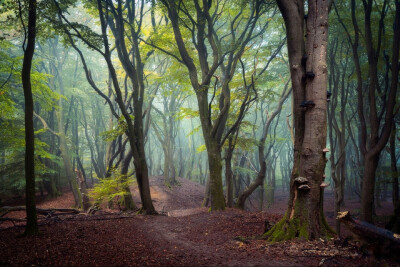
top-left (327, 36), bottom-right (351, 235)
top-left (54, 0), bottom-right (156, 213)
top-left (159, 0), bottom-right (268, 210)
top-left (265, 0), bottom-right (333, 241)
top-left (335, 0), bottom-right (400, 223)
top-left (236, 81), bottom-right (291, 209)
top-left (21, 0), bottom-right (39, 235)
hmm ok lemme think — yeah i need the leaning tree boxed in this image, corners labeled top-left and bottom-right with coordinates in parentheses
top-left (53, 0), bottom-right (157, 213)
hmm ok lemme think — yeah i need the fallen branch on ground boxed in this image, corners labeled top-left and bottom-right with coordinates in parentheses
top-left (0, 217), bottom-right (26, 222)
top-left (0, 217), bottom-right (26, 227)
top-left (337, 211), bottom-right (400, 258)
top-left (0, 206), bottom-right (80, 217)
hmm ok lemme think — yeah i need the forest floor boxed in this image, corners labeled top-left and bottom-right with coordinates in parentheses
top-left (1, 176), bottom-right (399, 266)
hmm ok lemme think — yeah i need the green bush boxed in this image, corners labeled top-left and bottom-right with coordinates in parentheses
top-left (88, 171), bottom-right (136, 209)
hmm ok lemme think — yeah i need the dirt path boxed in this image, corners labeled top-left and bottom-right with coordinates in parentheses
top-left (132, 209), bottom-right (301, 266)
top-left (131, 176), bottom-right (205, 213)
top-left (1, 176), bottom-right (399, 266)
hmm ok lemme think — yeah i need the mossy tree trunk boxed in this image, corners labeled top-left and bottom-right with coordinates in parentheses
top-left (265, 0), bottom-right (333, 242)
top-left (204, 135), bottom-right (226, 210)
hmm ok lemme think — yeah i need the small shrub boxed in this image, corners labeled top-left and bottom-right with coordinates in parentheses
top-left (88, 171), bottom-right (136, 210)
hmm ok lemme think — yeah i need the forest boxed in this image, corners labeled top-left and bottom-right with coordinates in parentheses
top-left (0, 0), bottom-right (399, 266)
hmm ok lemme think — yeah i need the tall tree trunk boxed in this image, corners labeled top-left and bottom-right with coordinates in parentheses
top-left (22, 0), bottom-right (38, 236)
top-left (359, 0), bottom-right (400, 223)
top-left (56, 62), bottom-right (82, 208)
top-left (265, 0), bottom-right (333, 241)
top-left (98, 0), bottom-right (156, 214)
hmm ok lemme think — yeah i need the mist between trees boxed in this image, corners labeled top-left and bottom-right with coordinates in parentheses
top-left (0, 0), bottom-right (399, 238)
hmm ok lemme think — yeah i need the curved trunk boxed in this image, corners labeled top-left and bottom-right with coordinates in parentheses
top-left (236, 161), bottom-right (266, 209)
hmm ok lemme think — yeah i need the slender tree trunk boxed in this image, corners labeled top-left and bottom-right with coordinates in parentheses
top-left (120, 150), bottom-right (136, 210)
top-left (361, 154), bottom-right (379, 222)
top-left (75, 169), bottom-right (90, 211)
top-left (57, 78), bottom-right (82, 208)
top-left (22, 0), bottom-right (38, 236)
top-left (225, 138), bottom-right (234, 207)
top-left (390, 124), bottom-right (399, 205)
top-left (202, 174), bottom-right (211, 207)
top-left (236, 162), bottom-right (266, 210)
top-left (361, 0), bottom-right (399, 222)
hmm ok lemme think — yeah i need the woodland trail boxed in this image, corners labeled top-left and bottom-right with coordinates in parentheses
top-left (0, 176), bottom-right (398, 266)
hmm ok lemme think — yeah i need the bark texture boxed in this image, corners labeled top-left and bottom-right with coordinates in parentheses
top-left (265, 0), bottom-right (332, 241)
top-left (22, 0), bottom-right (38, 236)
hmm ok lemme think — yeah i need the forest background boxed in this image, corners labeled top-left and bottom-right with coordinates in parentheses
top-left (0, 0), bottom-right (399, 241)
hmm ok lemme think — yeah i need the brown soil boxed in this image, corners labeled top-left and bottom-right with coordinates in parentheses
top-left (0, 176), bottom-right (398, 266)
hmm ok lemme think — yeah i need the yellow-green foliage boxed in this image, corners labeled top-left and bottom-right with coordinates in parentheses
top-left (89, 171), bottom-right (136, 207)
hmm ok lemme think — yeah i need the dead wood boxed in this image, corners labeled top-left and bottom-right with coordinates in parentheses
top-left (0, 217), bottom-right (26, 222)
top-left (0, 206), bottom-right (80, 217)
top-left (337, 211), bottom-right (400, 258)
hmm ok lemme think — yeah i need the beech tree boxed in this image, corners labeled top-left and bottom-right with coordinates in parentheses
top-left (236, 81), bottom-right (291, 209)
top-left (21, 0), bottom-right (39, 235)
top-left (54, 0), bottom-right (156, 213)
top-left (335, 0), bottom-right (400, 223)
top-left (265, 0), bottom-right (333, 241)
top-left (354, 0), bottom-right (399, 223)
top-left (159, 0), bottom-right (269, 210)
